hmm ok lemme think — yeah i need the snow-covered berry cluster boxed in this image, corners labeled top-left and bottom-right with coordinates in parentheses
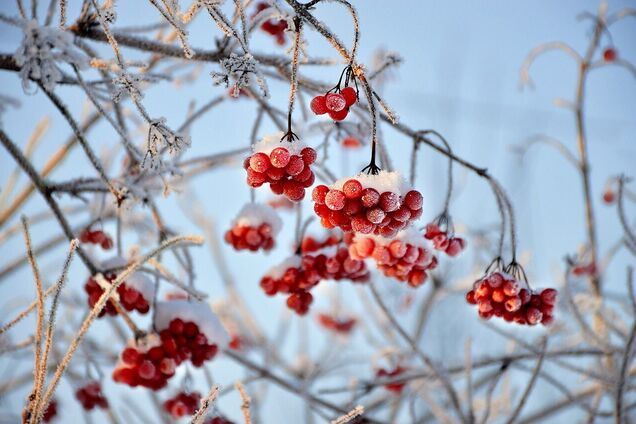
top-left (84, 269), bottom-right (153, 318)
top-left (259, 256), bottom-right (321, 315)
top-left (245, 132), bottom-right (317, 201)
top-left (253, 2), bottom-right (288, 45)
top-left (75, 382), bottom-right (108, 411)
top-left (317, 313), bottom-right (357, 334)
top-left (163, 391), bottom-right (201, 418)
top-left (348, 228), bottom-right (437, 288)
top-left (312, 171), bottom-right (423, 237)
top-left (466, 272), bottom-right (557, 326)
top-left (376, 366), bottom-right (406, 393)
top-left (224, 203), bottom-right (282, 252)
top-left (311, 86), bottom-right (357, 121)
top-left (424, 222), bottom-right (466, 257)
top-left (113, 301), bottom-right (226, 389)
top-left (79, 229), bottom-right (113, 250)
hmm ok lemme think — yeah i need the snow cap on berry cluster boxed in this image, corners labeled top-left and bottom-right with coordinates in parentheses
top-left (331, 170), bottom-right (410, 196)
top-left (233, 202), bottom-right (283, 234)
top-left (252, 131), bottom-right (307, 156)
top-left (155, 300), bottom-right (229, 347)
top-left (264, 255), bottom-right (302, 280)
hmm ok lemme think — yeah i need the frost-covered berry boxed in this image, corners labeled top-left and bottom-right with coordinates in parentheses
top-left (341, 86), bottom-right (357, 106)
top-left (310, 95), bottom-right (328, 115)
top-left (325, 93), bottom-right (347, 112)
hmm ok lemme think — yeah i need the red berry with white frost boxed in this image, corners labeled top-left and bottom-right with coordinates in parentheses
top-left (225, 203), bottom-right (282, 252)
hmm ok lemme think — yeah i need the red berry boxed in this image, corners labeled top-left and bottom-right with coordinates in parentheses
top-left (300, 147), bottom-right (317, 164)
top-left (312, 185), bottom-right (329, 204)
top-left (329, 107), bottom-right (349, 121)
top-left (341, 86), bottom-right (357, 106)
top-left (249, 152), bottom-right (270, 173)
top-left (404, 190), bottom-right (423, 210)
top-left (325, 190), bottom-right (346, 211)
top-left (325, 93), bottom-right (346, 112)
top-left (342, 179), bottom-right (363, 199)
top-left (361, 188), bottom-right (380, 207)
top-left (603, 47), bottom-right (617, 62)
top-left (310, 96), bottom-right (328, 115)
top-left (285, 155), bottom-right (305, 176)
top-left (283, 180), bottom-right (305, 201)
top-left (342, 137), bottom-right (361, 148)
top-left (379, 192), bottom-right (400, 212)
top-left (270, 147), bottom-right (290, 168)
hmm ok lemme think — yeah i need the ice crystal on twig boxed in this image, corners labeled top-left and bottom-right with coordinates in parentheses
top-left (14, 20), bottom-right (88, 93)
top-left (211, 53), bottom-right (269, 97)
top-left (143, 119), bottom-right (191, 170)
top-left (111, 70), bottom-right (158, 103)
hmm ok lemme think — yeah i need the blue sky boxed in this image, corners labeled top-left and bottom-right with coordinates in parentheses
top-left (1, 1), bottom-right (635, 422)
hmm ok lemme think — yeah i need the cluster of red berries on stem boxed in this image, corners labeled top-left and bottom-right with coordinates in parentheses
top-left (301, 231), bottom-right (342, 253)
top-left (224, 203), bottom-right (282, 252)
top-left (84, 273), bottom-right (151, 318)
top-left (163, 391), bottom-right (201, 418)
top-left (424, 220), bottom-right (466, 257)
top-left (245, 133), bottom-right (317, 202)
top-left (113, 318), bottom-right (218, 389)
top-left (75, 382), bottom-right (108, 411)
top-left (317, 313), bottom-right (357, 334)
top-left (79, 228), bottom-right (113, 249)
top-left (313, 171), bottom-right (423, 237)
top-left (260, 244), bottom-right (369, 315)
top-left (253, 2), bottom-right (287, 45)
top-left (466, 263), bottom-right (557, 326)
top-left (349, 229), bottom-right (437, 288)
top-left (311, 66), bottom-right (358, 121)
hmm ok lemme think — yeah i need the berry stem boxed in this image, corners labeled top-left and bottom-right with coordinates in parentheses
top-left (283, 16), bottom-right (303, 143)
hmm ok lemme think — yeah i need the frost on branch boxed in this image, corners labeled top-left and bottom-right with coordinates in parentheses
top-left (143, 118), bottom-right (191, 170)
top-left (111, 70), bottom-right (157, 103)
top-left (212, 53), bottom-right (269, 98)
top-left (14, 19), bottom-right (88, 93)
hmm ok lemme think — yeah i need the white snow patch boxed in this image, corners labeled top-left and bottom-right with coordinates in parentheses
top-left (253, 132), bottom-right (307, 156)
top-left (155, 300), bottom-right (229, 347)
top-left (331, 170), bottom-right (410, 196)
top-left (264, 255), bottom-right (302, 280)
top-left (233, 203), bottom-right (282, 234)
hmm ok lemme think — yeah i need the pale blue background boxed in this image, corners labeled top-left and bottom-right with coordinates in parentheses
top-left (1, 1), bottom-right (635, 422)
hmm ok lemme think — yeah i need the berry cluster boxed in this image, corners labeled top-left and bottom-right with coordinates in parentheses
top-left (254, 2), bottom-right (287, 45)
top-left (75, 382), bottom-right (108, 410)
top-left (43, 399), bottom-right (58, 422)
top-left (224, 203), bottom-right (282, 252)
top-left (348, 229), bottom-right (437, 288)
top-left (466, 271), bottom-right (557, 326)
top-left (163, 391), bottom-right (201, 418)
top-left (312, 171), bottom-right (423, 237)
top-left (113, 318), bottom-right (219, 389)
top-left (424, 223), bottom-right (466, 257)
top-left (260, 256), bottom-right (321, 315)
top-left (84, 273), bottom-right (152, 318)
top-left (311, 86), bottom-right (357, 121)
top-left (245, 133), bottom-right (317, 201)
top-left (376, 366), bottom-right (406, 393)
top-left (317, 313), bottom-right (357, 334)
top-left (79, 228), bottom-right (113, 250)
